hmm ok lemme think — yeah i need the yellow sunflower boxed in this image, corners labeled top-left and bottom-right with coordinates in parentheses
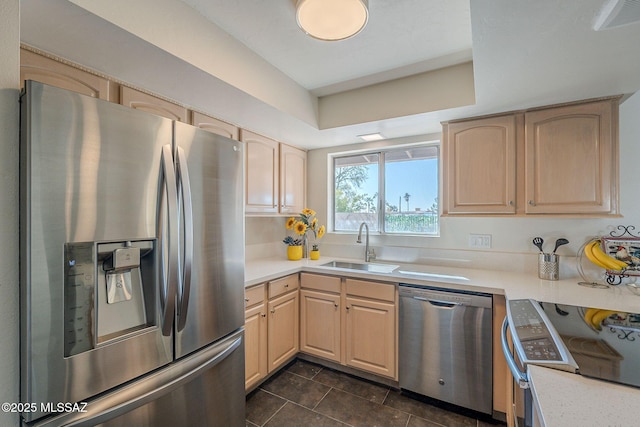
top-left (294, 221), bottom-right (308, 235)
top-left (285, 217), bottom-right (296, 230)
top-left (301, 208), bottom-right (316, 216)
top-left (311, 218), bottom-right (318, 229)
top-left (317, 225), bottom-right (325, 239)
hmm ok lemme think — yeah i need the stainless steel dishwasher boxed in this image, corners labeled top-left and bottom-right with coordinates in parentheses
top-left (399, 284), bottom-right (493, 415)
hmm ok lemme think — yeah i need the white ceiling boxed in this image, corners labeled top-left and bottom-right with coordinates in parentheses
top-left (179, 0), bottom-right (473, 95)
top-left (19, 0), bottom-right (640, 149)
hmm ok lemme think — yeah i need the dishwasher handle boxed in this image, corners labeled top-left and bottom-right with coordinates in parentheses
top-left (412, 296), bottom-right (461, 308)
top-left (501, 317), bottom-right (529, 389)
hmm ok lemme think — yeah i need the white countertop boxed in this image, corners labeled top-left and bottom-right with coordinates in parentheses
top-left (245, 256), bottom-right (640, 426)
top-left (245, 256), bottom-right (640, 313)
top-left (528, 365), bottom-right (640, 427)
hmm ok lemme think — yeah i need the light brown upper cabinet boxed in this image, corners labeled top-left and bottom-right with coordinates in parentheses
top-left (20, 49), bottom-right (115, 101)
top-left (524, 100), bottom-right (618, 214)
top-left (120, 86), bottom-right (189, 122)
top-left (191, 111), bottom-right (239, 140)
top-left (443, 97), bottom-right (619, 216)
top-left (242, 130), bottom-right (306, 215)
top-left (443, 115), bottom-right (518, 214)
top-left (242, 130), bottom-right (280, 214)
top-left (279, 143), bottom-right (307, 215)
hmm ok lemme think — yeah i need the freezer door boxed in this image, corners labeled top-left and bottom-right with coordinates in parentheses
top-left (173, 122), bottom-right (245, 357)
top-left (28, 330), bottom-right (246, 427)
top-left (20, 81), bottom-right (173, 422)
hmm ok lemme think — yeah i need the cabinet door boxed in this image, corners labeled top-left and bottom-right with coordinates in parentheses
top-left (242, 130), bottom-right (279, 214)
top-left (20, 49), bottom-right (113, 101)
top-left (300, 289), bottom-right (341, 363)
top-left (524, 100), bottom-right (616, 214)
top-left (267, 291), bottom-right (299, 373)
top-left (191, 111), bottom-right (239, 140)
top-left (120, 86), bottom-right (189, 122)
top-left (345, 296), bottom-right (395, 378)
top-left (280, 144), bottom-right (306, 214)
top-left (444, 115), bottom-right (517, 214)
top-left (244, 303), bottom-right (267, 391)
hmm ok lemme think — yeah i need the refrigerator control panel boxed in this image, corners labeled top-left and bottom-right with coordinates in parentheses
top-left (64, 242), bottom-right (95, 356)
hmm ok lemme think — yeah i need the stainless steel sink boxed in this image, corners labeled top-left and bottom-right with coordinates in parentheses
top-left (320, 261), bottom-right (399, 274)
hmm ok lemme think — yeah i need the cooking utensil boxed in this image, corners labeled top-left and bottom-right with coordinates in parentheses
top-left (553, 238), bottom-right (569, 253)
top-left (533, 237), bottom-right (544, 253)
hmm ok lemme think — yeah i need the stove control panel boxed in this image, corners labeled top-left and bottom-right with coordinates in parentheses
top-left (508, 299), bottom-right (562, 361)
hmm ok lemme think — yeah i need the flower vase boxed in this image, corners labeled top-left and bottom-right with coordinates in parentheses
top-left (310, 250), bottom-right (320, 260)
top-left (287, 246), bottom-right (303, 261)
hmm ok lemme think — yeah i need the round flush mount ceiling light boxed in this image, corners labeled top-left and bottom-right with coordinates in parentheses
top-left (296, 0), bottom-right (369, 41)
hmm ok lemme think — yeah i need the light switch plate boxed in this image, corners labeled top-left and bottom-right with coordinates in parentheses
top-left (469, 234), bottom-right (492, 249)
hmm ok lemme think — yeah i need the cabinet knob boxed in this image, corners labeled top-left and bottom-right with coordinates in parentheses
top-left (244, 298), bottom-right (249, 302)
top-left (284, 284), bottom-right (289, 288)
top-left (508, 200), bottom-right (514, 206)
top-left (346, 306), bottom-right (350, 312)
top-left (528, 200), bottom-right (536, 206)
top-left (270, 308), bottom-right (275, 314)
top-left (261, 313), bottom-right (266, 318)
top-left (334, 303), bottom-right (339, 308)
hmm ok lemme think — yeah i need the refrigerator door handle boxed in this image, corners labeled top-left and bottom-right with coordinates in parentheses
top-left (176, 146), bottom-right (193, 332)
top-left (34, 334), bottom-right (243, 427)
top-left (160, 144), bottom-right (179, 336)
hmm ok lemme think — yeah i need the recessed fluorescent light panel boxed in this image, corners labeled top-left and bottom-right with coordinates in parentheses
top-left (594, 0), bottom-right (640, 30)
top-left (358, 133), bottom-right (384, 141)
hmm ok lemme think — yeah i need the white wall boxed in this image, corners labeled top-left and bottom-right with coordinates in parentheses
top-left (300, 93), bottom-right (640, 276)
top-left (0, 0), bottom-right (21, 425)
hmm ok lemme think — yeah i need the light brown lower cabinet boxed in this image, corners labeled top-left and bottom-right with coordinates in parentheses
top-left (344, 295), bottom-right (396, 378)
top-left (244, 301), bottom-right (267, 390)
top-left (299, 273), bottom-right (397, 380)
top-left (267, 290), bottom-right (299, 372)
top-left (299, 289), bottom-right (341, 363)
top-left (244, 274), bottom-right (299, 391)
top-left (493, 295), bottom-right (510, 419)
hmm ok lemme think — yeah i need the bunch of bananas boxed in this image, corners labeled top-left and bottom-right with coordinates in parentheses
top-left (583, 239), bottom-right (627, 271)
top-left (583, 308), bottom-right (620, 331)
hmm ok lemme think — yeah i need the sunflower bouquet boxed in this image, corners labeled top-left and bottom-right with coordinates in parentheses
top-left (283, 208), bottom-right (325, 246)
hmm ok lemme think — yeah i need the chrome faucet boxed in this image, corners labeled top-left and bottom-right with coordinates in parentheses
top-left (356, 222), bottom-right (376, 262)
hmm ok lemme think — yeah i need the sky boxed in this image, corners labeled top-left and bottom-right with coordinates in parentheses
top-left (360, 158), bottom-right (438, 212)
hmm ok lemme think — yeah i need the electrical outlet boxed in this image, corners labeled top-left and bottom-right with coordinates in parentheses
top-left (469, 234), bottom-right (492, 249)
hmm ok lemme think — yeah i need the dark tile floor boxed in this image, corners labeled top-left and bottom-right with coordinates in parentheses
top-left (246, 359), bottom-right (506, 427)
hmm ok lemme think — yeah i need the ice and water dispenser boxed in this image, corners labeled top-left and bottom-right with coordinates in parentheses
top-left (64, 240), bottom-right (157, 357)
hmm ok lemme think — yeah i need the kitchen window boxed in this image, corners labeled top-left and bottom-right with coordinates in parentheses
top-left (332, 144), bottom-right (439, 235)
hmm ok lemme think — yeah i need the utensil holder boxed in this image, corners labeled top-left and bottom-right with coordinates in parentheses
top-left (538, 253), bottom-right (559, 280)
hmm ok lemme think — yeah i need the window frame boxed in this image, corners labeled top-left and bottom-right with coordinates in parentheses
top-left (330, 142), bottom-right (440, 236)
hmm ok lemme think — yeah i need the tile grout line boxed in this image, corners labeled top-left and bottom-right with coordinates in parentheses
top-left (250, 388), bottom-right (288, 427)
top-left (261, 383), bottom-right (355, 427)
top-left (264, 361), bottom-right (494, 427)
top-left (311, 385), bottom-right (333, 412)
top-left (258, 400), bottom-right (287, 427)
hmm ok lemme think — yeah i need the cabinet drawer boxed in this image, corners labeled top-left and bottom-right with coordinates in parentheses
top-left (301, 273), bottom-right (341, 294)
top-left (245, 284), bottom-right (265, 308)
top-left (346, 279), bottom-right (395, 302)
top-left (268, 274), bottom-right (299, 299)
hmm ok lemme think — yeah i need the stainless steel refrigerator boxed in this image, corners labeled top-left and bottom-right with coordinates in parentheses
top-left (20, 81), bottom-right (245, 426)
